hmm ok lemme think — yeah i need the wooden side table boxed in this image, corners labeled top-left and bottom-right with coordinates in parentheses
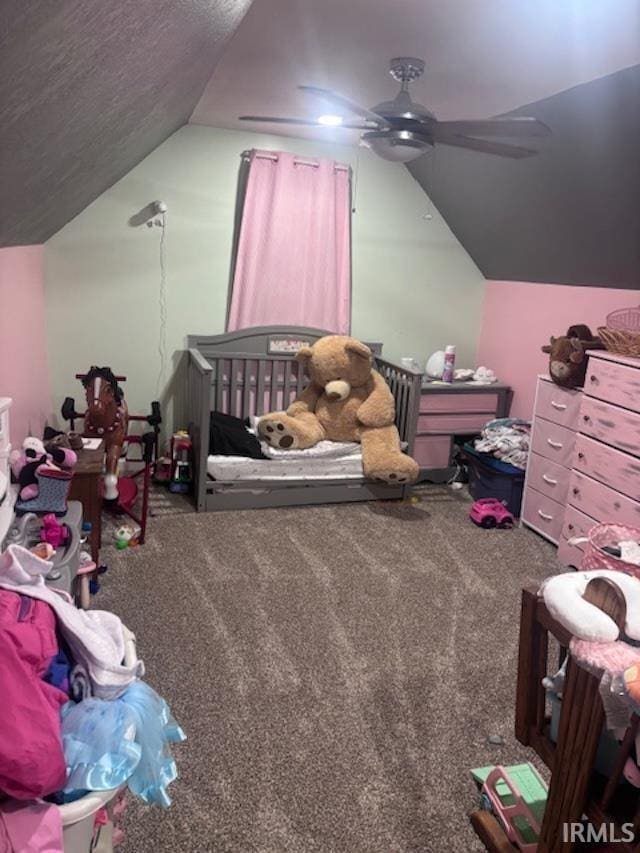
top-left (68, 444), bottom-right (103, 563)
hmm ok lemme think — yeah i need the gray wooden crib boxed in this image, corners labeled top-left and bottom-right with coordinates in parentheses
top-left (185, 326), bottom-right (423, 511)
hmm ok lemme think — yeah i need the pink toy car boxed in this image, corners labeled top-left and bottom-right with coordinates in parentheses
top-left (470, 498), bottom-right (514, 529)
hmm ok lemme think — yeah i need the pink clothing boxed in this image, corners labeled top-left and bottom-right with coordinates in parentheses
top-left (0, 590), bottom-right (67, 800)
top-left (0, 800), bottom-right (63, 853)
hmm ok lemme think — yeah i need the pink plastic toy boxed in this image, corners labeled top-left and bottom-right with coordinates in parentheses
top-left (469, 498), bottom-right (514, 529)
top-left (40, 514), bottom-right (69, 549)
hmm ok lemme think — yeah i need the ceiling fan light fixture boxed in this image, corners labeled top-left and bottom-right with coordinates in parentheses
top-left (317, 114), bottom-right (343, 126)
top-left (362, 130), bottom-right (432, 163)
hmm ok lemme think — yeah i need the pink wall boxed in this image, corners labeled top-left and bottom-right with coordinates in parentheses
top-left (0, 246), bottom-right (50, 440)
top-left (477, 280), bottom-right (640, 419)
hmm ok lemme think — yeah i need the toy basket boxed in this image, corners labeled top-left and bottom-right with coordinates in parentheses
top-left (577, 522), bottom-right (640, 579)
top-left (598, 306), bottom-right (640, 357)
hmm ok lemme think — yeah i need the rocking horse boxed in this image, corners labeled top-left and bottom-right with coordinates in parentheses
top-left (81, 366), bottom-right (128, 502)
top-left (61, 368), bottom-right (161, 545)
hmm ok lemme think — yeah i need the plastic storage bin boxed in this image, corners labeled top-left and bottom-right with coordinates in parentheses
top-left (60, 787), bottom-right (122, 853)
top-left (60, 625), bottom-right (139, 852)
top-left (463, 442), bottom-right (526, 517)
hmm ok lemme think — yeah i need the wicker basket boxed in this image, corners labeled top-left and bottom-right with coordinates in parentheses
top-left (598, 305), bottom-right (640, 357)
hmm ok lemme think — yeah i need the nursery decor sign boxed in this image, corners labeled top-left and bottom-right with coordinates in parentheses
top-left (267, 336), bottom-right (313, 354)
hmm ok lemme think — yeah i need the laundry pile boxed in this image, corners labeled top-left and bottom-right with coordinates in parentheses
top-left (473, 418), bottom-right (531, 469)
top-left (0, 544), bottom-right (184, 851)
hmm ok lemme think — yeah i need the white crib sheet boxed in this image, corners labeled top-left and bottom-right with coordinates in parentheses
top-left (207, 445), bottom-right (364, 482)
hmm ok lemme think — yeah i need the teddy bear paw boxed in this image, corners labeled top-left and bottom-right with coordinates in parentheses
top-left (367, 455), bottom-right (419, 485)
top-left (258, 414), bottom-right (299, 450)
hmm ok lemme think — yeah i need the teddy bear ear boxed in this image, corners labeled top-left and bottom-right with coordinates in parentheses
top-left (295, 346), bottom-right (313, 363)
top-left (345, 340), bottom-right (372, 360)
top-left (541, 345), bottom-right (552, 354)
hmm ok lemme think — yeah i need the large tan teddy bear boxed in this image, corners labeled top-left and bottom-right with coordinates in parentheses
top-left (258, 335), bottom-right (419, 484)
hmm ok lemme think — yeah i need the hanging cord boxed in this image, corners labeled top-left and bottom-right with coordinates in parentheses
top-left (156, 212), bottom-right (168, 397)
top-left (351, 145), bottom-right (361, 214)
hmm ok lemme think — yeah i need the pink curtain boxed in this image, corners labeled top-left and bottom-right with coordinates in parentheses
top-left (227, 149), bottom-right (351, 333)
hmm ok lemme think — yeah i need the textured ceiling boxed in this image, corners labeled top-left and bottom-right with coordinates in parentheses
top-left (192, 0), bottom-right (640, 140)
top-left (409, 65), bottom-right (640, 288)
top-left (0, 0), bottom-right (253, 247)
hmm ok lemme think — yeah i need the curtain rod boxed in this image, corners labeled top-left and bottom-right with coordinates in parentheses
top-left (240, 149), bottom-right (350, 173)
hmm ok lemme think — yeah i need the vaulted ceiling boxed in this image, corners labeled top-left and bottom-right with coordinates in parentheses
top-left (3, 0), bottom-right (640, 289)
top-left (0, 0), bottom-right (253, 246)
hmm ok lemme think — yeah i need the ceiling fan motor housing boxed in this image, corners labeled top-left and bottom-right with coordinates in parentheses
top-left (389, 57), bottom-right (426, 84)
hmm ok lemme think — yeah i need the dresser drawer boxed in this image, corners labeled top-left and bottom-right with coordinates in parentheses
top-left (417, 413), bottom-right (490, 434)
top-left (522, 487), bottom-right (564, 544)
top-left (567, 469), bottom-right (640, 528)
top-left (585, 356), bottom-right (640, 413)
top-left (558, 536), bottom-right (584, 569)
top-left (531, 418), bottom-right (576, 468)
top-left (580, 396), bottom-right (640, 457)
top-left (573, 434), bottom-right (640, 501)
top-left (535, 379), bottom-right (582, 428)
top-left (562, 504), bottom-right (597, 542)
top-left (413, 435), bottom-right (452, 468)
top-left (526, 452), bottom-right (571, 504)
top-left (419, 392), bottom-right (498, 414)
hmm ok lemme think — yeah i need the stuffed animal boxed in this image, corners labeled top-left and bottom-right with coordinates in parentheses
top-left (257, 335), bottom-right (419, 484)
top-left (541, 324), bottom-right (603, 388)
top-left (10, 436), bottom-right (77, 501)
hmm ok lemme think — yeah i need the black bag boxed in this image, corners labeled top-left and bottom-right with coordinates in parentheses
top-left (208, 411), bottom-right (266, 459)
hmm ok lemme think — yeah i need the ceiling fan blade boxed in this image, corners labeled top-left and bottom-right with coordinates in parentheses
top-left (434, 134), bottom-right (539, 159)
top-left (299, 86), bottom-right (389, 129)
top-left (238, 115), bottom-right (373, 130)
top-left (434, 117), bottom-right (551, 138)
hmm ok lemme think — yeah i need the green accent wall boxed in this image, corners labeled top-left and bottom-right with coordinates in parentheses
top-left (44, 124), bottom-right (484, 427)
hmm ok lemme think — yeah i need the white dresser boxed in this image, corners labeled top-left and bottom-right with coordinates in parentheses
top-left (0, 397), bottom-right (15, 544)
top-left (521, 377), bottom-right (582, 544)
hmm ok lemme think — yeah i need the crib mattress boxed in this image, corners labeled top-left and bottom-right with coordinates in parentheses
top-left (207, 448), bottom-right (364, 481)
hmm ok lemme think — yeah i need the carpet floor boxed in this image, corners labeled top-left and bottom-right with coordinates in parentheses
top-left (97, 487), bottom-right (560, 853)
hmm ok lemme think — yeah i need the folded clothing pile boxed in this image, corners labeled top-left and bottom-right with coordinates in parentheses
top-left (473, 418), bottom-right (531, 470)
top-left (0, 544), bottom-right (185, 851)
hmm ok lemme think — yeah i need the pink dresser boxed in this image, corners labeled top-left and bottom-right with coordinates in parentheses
top-left (557, 350), bottom-right (640, 567)
top-left (415, 382), bottom-right (512, 474)
top-left (521, 376), bottom-right (582, 543)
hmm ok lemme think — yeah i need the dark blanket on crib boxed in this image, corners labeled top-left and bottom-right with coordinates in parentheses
top-left (209, 412), bottom-right (266, 459)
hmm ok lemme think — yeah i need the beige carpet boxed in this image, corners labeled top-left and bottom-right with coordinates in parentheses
top-left (97, 487), bottom-right (560, 852)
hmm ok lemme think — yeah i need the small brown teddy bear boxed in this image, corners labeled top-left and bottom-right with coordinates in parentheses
top-left (541, 324), bottom-right (603, 388)
top-left (257, 335), bottom-right (419, 484)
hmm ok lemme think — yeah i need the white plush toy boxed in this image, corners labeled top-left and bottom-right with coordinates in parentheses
top-left (540, 570), bottom-right (640, 643)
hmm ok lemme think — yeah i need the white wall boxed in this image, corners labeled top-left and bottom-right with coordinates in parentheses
top-left (44, 124), bottom-right (485, 425)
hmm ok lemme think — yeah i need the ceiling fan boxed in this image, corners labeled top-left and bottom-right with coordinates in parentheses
top-left (239, 57), bottom-right (551, 163)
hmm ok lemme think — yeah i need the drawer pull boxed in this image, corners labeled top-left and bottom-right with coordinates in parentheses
top-left (542, 473), bottom-right (558, 485)
top-left (572, 487), bottom-right (580, 496)
top-left (589, 375), bottom-right (598, 383)
top-left (577, 452), bottom-right (584, 460)
top-left (547, 438), bottom-right (563, 449)
top-left (567, 523), bottom-right (574, 531)
top-left (551, 401), bottom-right (567, 410)
top-left (538, 509), bottom-right (554, 521)
top-left (583, 414), bottom-right (590, 422)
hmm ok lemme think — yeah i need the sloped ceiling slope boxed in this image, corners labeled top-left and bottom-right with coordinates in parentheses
top-left (0, 0), bottom-right (253, 247)
top-left (409, 65), bottom-right (640, 288)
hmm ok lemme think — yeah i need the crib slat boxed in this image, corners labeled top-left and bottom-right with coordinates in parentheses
top-left (215, 359), bottom-right (225, 412)
top-left (284, 360), bottom-right (293, 409)
top-left (270, 362), bottom-right (279, 411)
top-left (257, 360), bottom-right (266, 416)
top-left (243, 360), bottom-right (252, 416)
top-left (229, 358), bottom-right (238, 418)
